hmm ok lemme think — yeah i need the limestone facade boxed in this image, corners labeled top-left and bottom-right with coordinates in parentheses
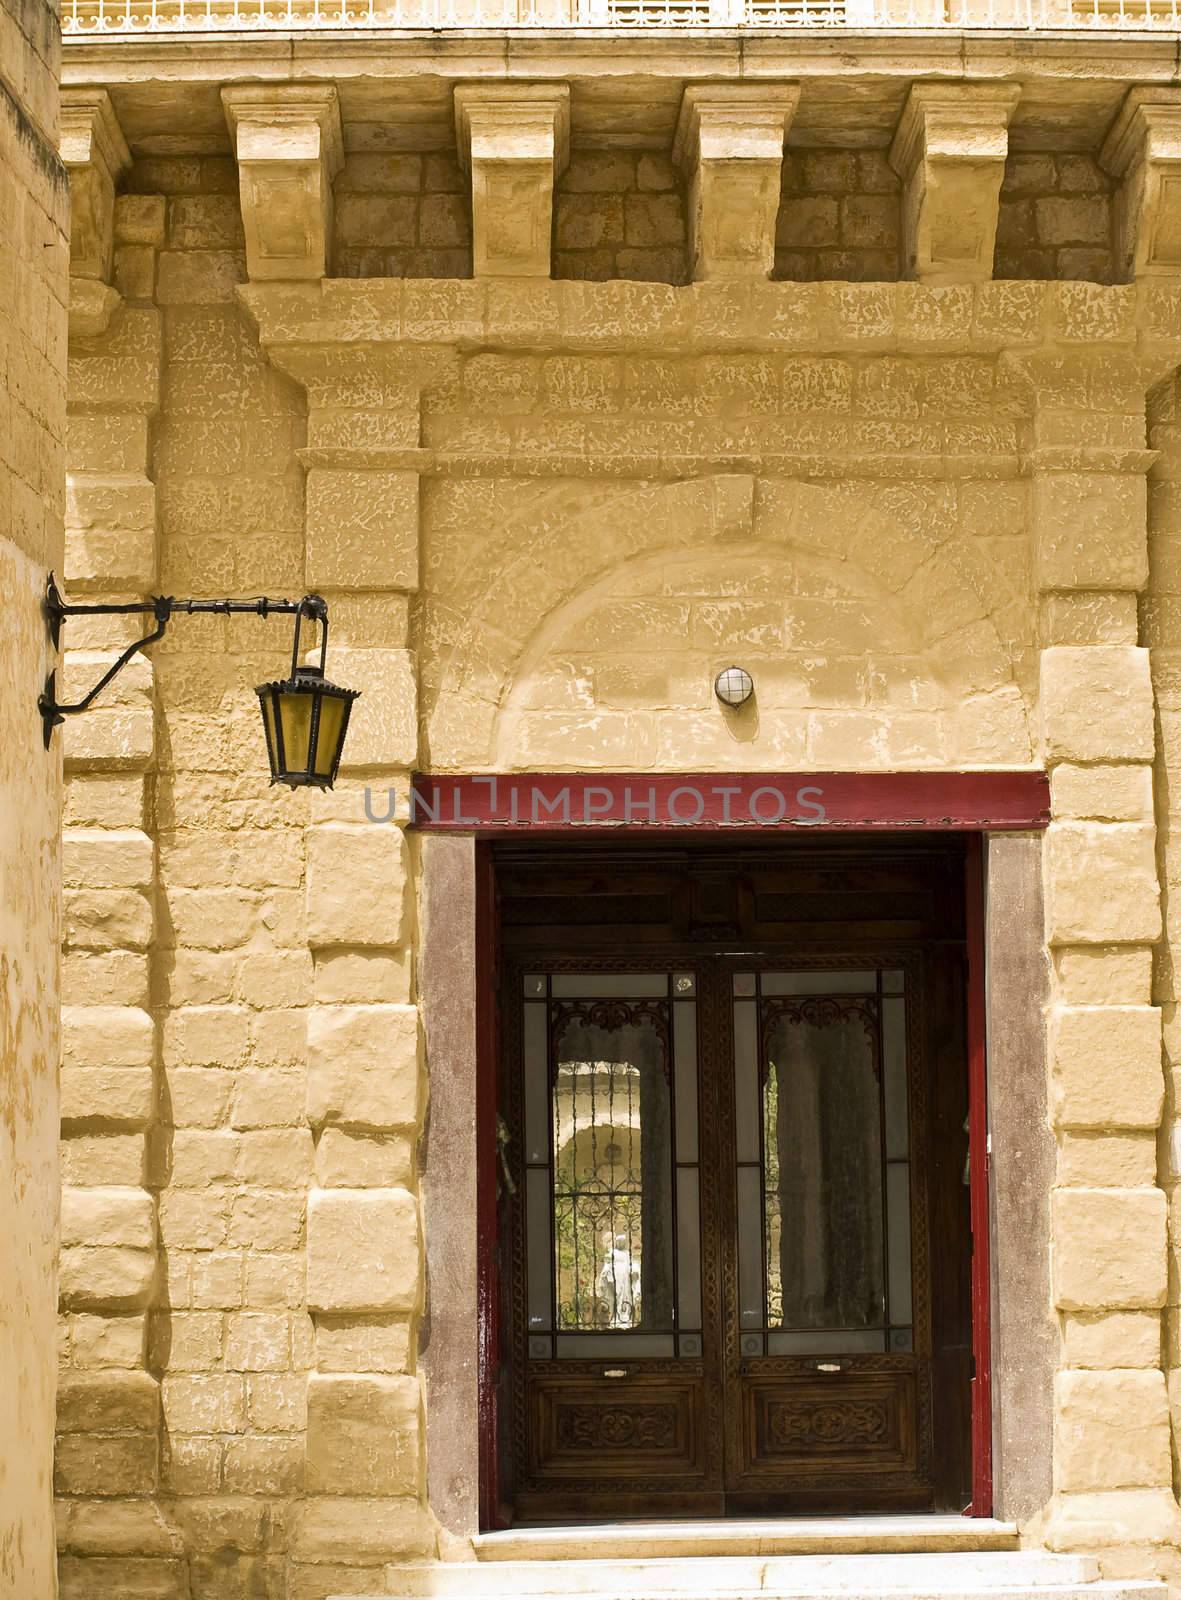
top-left (37, 30), bottom-right (1181, 1600)
top-left (0, 0), bottom-right (68, 1588)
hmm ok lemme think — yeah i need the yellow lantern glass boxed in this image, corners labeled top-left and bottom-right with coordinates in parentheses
top-left (255, 665), bottom-right (359, 790)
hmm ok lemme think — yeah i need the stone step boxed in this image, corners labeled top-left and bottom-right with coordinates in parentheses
top-left (473, 1516), bottom-right (1021, 1562)
top-left (377, 1553), bottom-right (1151, 1598)
top-left (363, 1587), bottom-right (1165, 1600)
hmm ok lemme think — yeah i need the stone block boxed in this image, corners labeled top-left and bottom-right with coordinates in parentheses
top-left (290, 1496), bottom-right (434, 1562)
top-left (61, 1068), bottom-right (153, 1128)
top-left (1052, 1187), bottom-right (1167, 1310)
top-left (1034, 473), bottom-right (1148, 592)
top-left (69, 1312), bottom-right (145, 1373)
top-left (315, 1130), bottom-right (413, 1189)
top-left (305, 470), bottom-right (419, 591)
top-left (61, 1186), bottom-right (155, 1249)
top-left (673, 86), bottom-right (800, 282)
top-left (1054, 945), bottom-right (1153, 1006)
top-left (1049, 1005), bottom-right (1163, 1130)
top-left (306, 1005), bottom-right (421, 1133)
top-left (54, 1435), bottom-right (158, 1498)
top-left (1050, 763), bottom-right (1154, 822)
top-left (1058, 1132), bottom-right (1156, 1188)
top-left (62, 830), bottom-right (154, 890)
top-left (61, 1005), bottom-right (154, 1069)
top-left (1044, 823), bottom-right (1160, 946)
top-left (63, 704), bottom-right (155, 772)
top-left (306, 824), bottom-right (408, 948)
top-left (1054, 1369), bottom-right (1172, 1491)
top-left (313, 1317), bottom-right (411, 1375)
top-left (114, 194), bottom-right (166, 247)
top-left (57, 1370), bottom-right (160, 1433)
top-left (1100, 89), bottom-right (1181, 279)
top-left (1063, 1310), bottom-right (1162, 1368)
top-left (454, 85), bottom-right (570, 278)
top-left (59, 1246), bottom-right (157, 1312)
top-left (313, 949), bottom-right (412, 1006)
top-left (888, 84), bottom-right (1020, 284)
top-left (306, 1188), bottom-right (420, 1314)
top-left (1040, 647), bottom-right (1154, 763)
top-left (305, 1374), bottom-right (423, 1496)
top-left (222, 85), bottom-right (344, 280)
top-left (57, 1498), bottom-right (179, 1557)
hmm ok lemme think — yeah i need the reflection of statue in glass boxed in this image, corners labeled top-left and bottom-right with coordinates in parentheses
top-left (598, 1232), bottom-right (640, 1328)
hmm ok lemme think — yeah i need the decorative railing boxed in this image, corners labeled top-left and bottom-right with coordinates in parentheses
top-left (62, 0), bottom-right (1181, 34)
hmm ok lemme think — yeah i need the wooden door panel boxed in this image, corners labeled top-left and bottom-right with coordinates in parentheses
top-left (743, 1369), bottom-right (918, 1475)
top-left (531, 1374), bottom-right (705, 1477)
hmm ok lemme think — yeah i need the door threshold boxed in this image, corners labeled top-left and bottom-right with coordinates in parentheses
top-left (473, 1516), bottom-right (1019, 1562)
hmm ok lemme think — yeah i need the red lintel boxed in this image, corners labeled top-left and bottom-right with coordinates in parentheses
top-left (408, 771), bottom-right (1050, 833)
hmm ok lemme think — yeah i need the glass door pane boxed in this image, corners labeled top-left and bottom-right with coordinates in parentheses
top-left (733, 968), bottom-right (913, 1357)
top-left (523, 972), bottom-right (700, 1360)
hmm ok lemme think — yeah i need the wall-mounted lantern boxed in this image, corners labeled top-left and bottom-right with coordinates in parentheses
top-left (39, 575), bottom-right (359, 790)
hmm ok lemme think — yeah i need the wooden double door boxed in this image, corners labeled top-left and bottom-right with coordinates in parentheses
top-left (493, 839), bottom-right (975, 1522)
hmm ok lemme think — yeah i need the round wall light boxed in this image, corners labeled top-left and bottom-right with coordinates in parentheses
top-left (715, 665), bottom-right (754, 709)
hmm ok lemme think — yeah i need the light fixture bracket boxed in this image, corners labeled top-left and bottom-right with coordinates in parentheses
top-left (38, 576), bottom-right (354, 788)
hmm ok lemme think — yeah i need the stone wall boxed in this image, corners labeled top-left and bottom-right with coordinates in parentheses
top-left (1148, 369), bottom-right (1181, 1507)
top-left (336, 153), bottom-right (471, 281)
top-left (774, 150), bottom-right (901, 282)
top-left (996, 153), bottom-right (1116, 283)
top-left (47, 57), bottom-right (1181, 1596)
top-left (554, 151), bottom-right (688, 283)
top-left (0, 0), bottom-right (67, 1588)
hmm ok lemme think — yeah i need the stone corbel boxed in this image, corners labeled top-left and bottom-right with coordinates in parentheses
top-left (221, 84), bottom-right (344, 281)
top-left (454, 85), bottom-right (570, 278)
top-left (1101, 88), bottom-right (1181, 281)
top-left (673, 85), bottom-right (800, 282)
top-left (60, 88), bottom-right (131, 338)
top-left (889, 84), bottom-right (1021, 285)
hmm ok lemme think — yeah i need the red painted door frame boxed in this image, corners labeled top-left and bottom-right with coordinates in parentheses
top-left (964, 836), bottom-right (993, 1517)
top-left (462, 785), bottom-right (1025, 1527)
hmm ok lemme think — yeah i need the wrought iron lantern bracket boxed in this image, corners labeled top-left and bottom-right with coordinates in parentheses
top-left (38, 575), bottom-right (354, 789)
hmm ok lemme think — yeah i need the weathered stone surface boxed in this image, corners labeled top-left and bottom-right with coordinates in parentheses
top-left (1062, 1310), bottom-right (1163, 1369)
top-left (673, 86), bottom-right (799, 282)
top-left (306, 1188), bottom-right (420, 1314)
top-left (305, 470), bottom-right (418, 591)
top-left (1052, 1187), bottom-right (1167, 1311)
top-left (1054, 1368), bottom-right (1172, 1491)
top-left (1040, 647), bottom-right (1154, 764)
top-left (306, 1005), bottom-right (421, 1132)
top-left (1044, 824), bottom-right (1161, 946)
top-left (306, 824), bottom-right (408, 948)
top-left (1034, 473), bottom-right (1148, 592)
top-left (290, 1496), bottom-right (434, 1562)
top-left (1049, 1005), bottom-right (1163, 1130)
top-left (305, 1374), bottom-right (423, 1496)
top-left (56, 1370), bottom-right (161, 1434)
top-left (888, 84), bottom-right (1020, 285)
top-left (454, 85), bottom-right (570, 278)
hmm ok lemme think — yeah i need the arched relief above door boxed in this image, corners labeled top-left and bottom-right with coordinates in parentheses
top-left (422, 475), bottom-right (1035, 771)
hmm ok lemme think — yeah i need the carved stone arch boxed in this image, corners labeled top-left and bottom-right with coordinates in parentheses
top-left (425, 475), bottom-right (1033, 770)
